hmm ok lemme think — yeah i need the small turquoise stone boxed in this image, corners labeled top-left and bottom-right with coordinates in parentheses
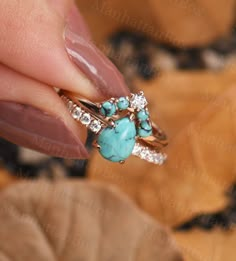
top-left (98, 117), bottom-right (136, 162)
top-left (138, 121), bottom-right (152, 137)
top-left (100, 101), bottom-right (116, 117)
top-left (117, 97), bottom-right (129, 110)
top-left (137, 110), bottom-right (149, 121)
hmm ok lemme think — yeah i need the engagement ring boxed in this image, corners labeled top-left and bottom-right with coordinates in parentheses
top-left (60, 91), bottom-right (168, 165)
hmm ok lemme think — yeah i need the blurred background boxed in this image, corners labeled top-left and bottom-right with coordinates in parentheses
top-left (1, 0), bottom-right (236, 260)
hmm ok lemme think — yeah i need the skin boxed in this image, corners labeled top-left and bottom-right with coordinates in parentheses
top-left (0, 0), bottom-right (130, 158)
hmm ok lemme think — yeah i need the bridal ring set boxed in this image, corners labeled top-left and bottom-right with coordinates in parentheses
top-left (60, 91), bottom-right (168, 165)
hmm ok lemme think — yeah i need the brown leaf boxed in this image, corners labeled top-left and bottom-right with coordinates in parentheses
top-left (0, 180), bottom-right (182, 261)
top-left (88, 69), bottom-right (236, 226)
top-left (148, 0), bottom-right (235, 46)
top-left (174, 228), bottom-right (236, 261)
top-left (0, 168), bottom-right (17, 189)
top-left (77, 0), bottom-right (235, 47)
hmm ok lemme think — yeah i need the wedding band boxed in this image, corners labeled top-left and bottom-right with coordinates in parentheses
top-left (60, 91), bottom-right (168, 165)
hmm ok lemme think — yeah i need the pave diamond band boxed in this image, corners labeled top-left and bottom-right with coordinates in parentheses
top-left (61, 95), bottom-right (104, 133)
top-left (60, 91), bottom-right (168, 165)
top-left (132, 143), bottom-right (167, 165)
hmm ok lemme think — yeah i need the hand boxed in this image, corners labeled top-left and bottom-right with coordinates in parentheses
top-left (0, 0), bottom-right (129, 158)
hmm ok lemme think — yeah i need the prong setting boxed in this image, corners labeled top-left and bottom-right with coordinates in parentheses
top-left (108, 119), bottom-right (116, 128)
top-left (129, 113), bottom-right (136, 121)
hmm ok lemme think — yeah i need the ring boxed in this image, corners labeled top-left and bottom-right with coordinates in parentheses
top-left (60, 91), bottom-right (168, 165)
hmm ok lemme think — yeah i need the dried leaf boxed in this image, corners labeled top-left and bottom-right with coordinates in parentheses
top-left (148, 0), bottom-right (235, 46)
top-left (174, 228), bottom-right (236, 261)
top-left (0, 168), bottom-right (17, 189)
top-left (77, 0), bottom-right (235, 47)
top-left (0, 180), bottom-right (182, 261)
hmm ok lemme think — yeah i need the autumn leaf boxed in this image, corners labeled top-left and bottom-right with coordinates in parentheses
top-left (0, 180), bottom-right (182, 261)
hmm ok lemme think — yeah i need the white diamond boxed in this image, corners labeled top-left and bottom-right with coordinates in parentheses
top-left (67, 100), bottom-right (74, 112)
top-left (72, 106), bottom-right (82, 120)
top-left (132, 143), bottom-right (142, 155)
top-left (61, 95), bottom-right (66, 103)
top-left (80, 113), bottom-right (91, 125)
top-left (153, 153), bottom-right (167, 165)
top-left (89, 120), bottom-right (102, 133)
top-left (153, 153), bottom-right (161, 165)
top-left (140, 149), bottom-right (149, 159)
top-left (161, 154), bottom-right (167, 164)
top-left (130, 93), bottom-right (148, 110)
top-left (146, 151), bottom-right (154, 162)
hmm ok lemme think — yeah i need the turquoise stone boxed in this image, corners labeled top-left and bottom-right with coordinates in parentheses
top-left (138, 121), bottom-right (152, 137)
top-left (98, 117), bottom-right (136, 162)
top-left (117, 97), bottom-right (129, 110)
top-left (100, 101), bottom-right (116, 117)
top-left (137, 110), bottom-right (149, 121)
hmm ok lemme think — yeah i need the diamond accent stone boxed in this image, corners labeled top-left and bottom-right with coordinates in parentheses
top-left (67, 100), bottom-right (74, 112)
top-left (72, 106), bottom-right (82, 120)
top-left (154, 153), bottom-right (167, 165)
top-left (80, 113), bottom-right (91, 125)
top-left (132, 142), bottom-right (167, 165)
top-left (130, 93), bottom-right (148, 110)
top-left (140, 149), bottom-right (149, 160)
top-left (146, 151), bottom-right (154, 162)
top-left (132, 143), bottom-right (142, 155)
top-left (89, 120), bottom-right (102, 133)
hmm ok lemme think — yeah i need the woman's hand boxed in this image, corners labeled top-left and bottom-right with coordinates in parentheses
top-left (0, 0), bottom-right (129, 158)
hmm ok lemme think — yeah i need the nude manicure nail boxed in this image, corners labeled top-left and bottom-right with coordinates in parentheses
top-left (0, 101), bottom-right (88, 159)
top-left (65, 9), bottom-right (130, 99)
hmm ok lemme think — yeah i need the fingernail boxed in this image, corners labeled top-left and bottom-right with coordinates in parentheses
top-left (64, 7), bottom-right (130, 99)
top-left (0, 101), bottom-right (88, 159)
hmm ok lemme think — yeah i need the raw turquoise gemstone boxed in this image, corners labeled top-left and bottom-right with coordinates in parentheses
top-left (137, 110), bottom-right (149, 121)
top-left (98, 117), bottom-right (136, 162)
top-left (100, 101), bottom-right (116, 117)
top-left (138, 120), bottom-right (152, 137)
top-left (117, 97), bottom-right (129, 110)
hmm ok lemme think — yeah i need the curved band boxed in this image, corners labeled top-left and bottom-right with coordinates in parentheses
top-left (60, 90), bottom-right (168, 165)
